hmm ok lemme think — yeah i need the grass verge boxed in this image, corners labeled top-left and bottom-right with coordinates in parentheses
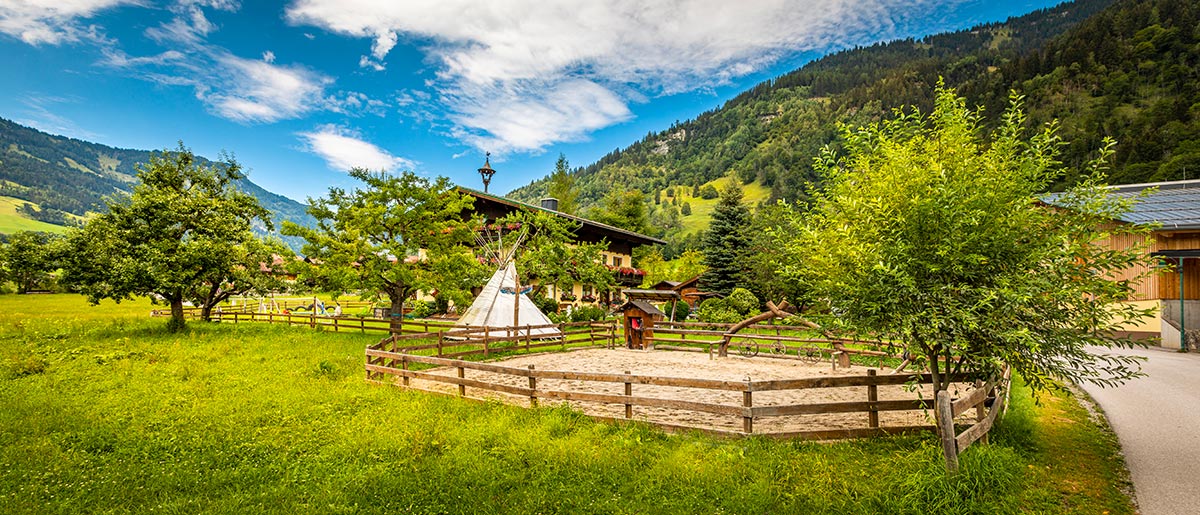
top-left (0, 294), bottom-right (1136, 514)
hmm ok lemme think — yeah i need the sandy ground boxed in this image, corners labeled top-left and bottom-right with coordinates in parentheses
top-left (402, 348), bottom-right (977, 434)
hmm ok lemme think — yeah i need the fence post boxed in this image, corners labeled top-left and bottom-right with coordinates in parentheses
top-left (868, 369), bottom-right (879, 428)
top-left (525, 326), bottom-right (531, 352)
top-left (975, 379), bottom-right (988, 445)
top-left (437, 332), bottom-right (444, 357)
top-left (936, 389), bottom-right (959, 473)
top-left (528, 365), bottom-right (537, 407)
top-left (484, 326), bottom-right (490, 357)
top-left (457, 366), bottom-right (465, 397)
top-left (743, 378), bottom-right (754, 434)
top-left (624, 370), bottom-right (633, 419)
top-left (401, 355), bottom-right (410, 387)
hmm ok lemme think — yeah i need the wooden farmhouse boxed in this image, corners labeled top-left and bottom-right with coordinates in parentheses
top-left (649, 274), bottom-right (719, 309)
top-left (458, 187), bottom-right (665, 308)
top-left (1082, 179), bottom-right (1200, 349)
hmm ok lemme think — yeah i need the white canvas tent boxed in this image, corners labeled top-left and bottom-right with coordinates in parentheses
top-left (453, 230), bottom-right (561, 338)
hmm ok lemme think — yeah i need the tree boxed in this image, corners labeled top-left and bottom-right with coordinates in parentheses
top-left (700, 182), bottom-right (751, 296)
top-left (1, 231), bottom-right (65, 293)
top-left (588, 189), bottom-right (651, 235)
top-left (283, 169), bottom-right (484, 328)
top-left (699, 184), bottom-right (719, 199)
top-left (546, 153), bottom-right (579, 215)
top-left (189, 237), bottom-right (293, 320)
top-left (62, 143), bottom-right (273, 331)
top-left (784, 86), bottom-right (1152, 396)
top-left (505, 210), bottom-right (615, 298)
top-left (743, 201), bottom-right (811, 308)
top-left (680, 202), bottom-right (692, 216)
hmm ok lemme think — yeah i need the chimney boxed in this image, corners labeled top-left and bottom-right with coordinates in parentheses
top-left (540, 198), bottom-right (559, 211)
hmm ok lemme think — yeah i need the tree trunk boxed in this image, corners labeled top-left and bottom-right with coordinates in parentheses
top-left (200, 303), bottom-right (214, 322)
top-left (389, 293), bottom-right (406, 334)
top-left (168, 296), bottom-right (186, 332)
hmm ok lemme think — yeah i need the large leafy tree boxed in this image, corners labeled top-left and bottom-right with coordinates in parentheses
top-left (1, 231), bottom-right (65, 293)
top-left (588, 189), bottom-right (650, 235)
top-left (700, 182), bottom-right (752, 296)
top-left (62, 143), bottom-right (273, 330)
top-left (283, 169), bottom-right (483, 326)
top-left (783, 86), bottom-right (1153, 395)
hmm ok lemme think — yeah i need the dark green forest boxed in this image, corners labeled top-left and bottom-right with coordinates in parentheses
top-left (510, 0), bottom-right (1199, 211)
top-left (0, 117), bottom-right (314, 244)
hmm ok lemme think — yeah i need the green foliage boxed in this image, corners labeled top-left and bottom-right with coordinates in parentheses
top-left (680, 201), bottom-right (691, 216)
top-left (636, 247), bottom-right (705, 288)
top-left (568, 305), bottom-right (607, 322)
top-left (283, 169), bottom-right (486, 320)
top-left (0, 230), bottom-right (65, 293)
top-left (586, 189), bottom-right (651, 235)
top-left (661, 299), bottom-right (690, 320)
top-left (409, 300), bottom-right (438, 319)
top-left (698, 184), bottom-right (719, 199)
top-left (743, 200), bottom-right (812, 306)
top-left (723, 288), bottom-right (761, 316)
top-left (786, 85), bottom-right (1153, 393)
top-left (545, 153), bottom-right (579, 215)
top-left (700, 182), bottom-right (751, 295)
top-left (60, 143), bottom-right (273, 330)
top-left (503, 210), bottom-right (616, 296)
top-left (695, 289), bottom-right (758, 324)
top-left (529, 291), bottom-right (559, 314)
top-left (0, 294), bottom-right (1137, 514)
top-left (695, 297), bottom-right (741, 324)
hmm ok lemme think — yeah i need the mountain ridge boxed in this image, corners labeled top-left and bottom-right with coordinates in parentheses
top-left (0, 117), bottom-right (315, 248)
top-left (510, 0), bottom-right (1200, 246)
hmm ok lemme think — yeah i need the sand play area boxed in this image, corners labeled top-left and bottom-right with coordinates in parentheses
top-left (405, 348), bottom-right (977, 434)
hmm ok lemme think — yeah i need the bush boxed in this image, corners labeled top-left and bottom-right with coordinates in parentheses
top-left (696, 298), bottom-right (740, 324)
top-left (699, 184), bottom-right (719, 199)
top-left (661, 300), bottom-right (690, 320)
top-left (570, 305), bottom-right (607, 322)
top-left (724, 288), bottom-right (760, 316)
top-left (409, 300), bottom-right (437, 319)
top-left (530, 292), bottom-right (559, 314)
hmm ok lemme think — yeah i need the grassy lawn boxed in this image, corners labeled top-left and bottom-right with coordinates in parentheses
top-left (675, 177), bottom-right (771, 234)
top-left (1, 295), bottom-right (1136, 514)
top-left (0, 196), bottom-right (70, 235)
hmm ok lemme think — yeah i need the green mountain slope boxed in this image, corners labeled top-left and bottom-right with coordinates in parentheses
top-left (0, 118), bottom-right (315, 247)
top-left (512, 0), bottom-right (1199, 238)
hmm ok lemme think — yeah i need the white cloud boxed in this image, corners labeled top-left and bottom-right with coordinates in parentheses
top-left (286, 0), bottom-right (951, 153)
top-left (0, 0), bottom-right (134, 45)
top-left (298, 125), bottom-right (415, 172)
top-left (101, 1), bottom-right (381, 125)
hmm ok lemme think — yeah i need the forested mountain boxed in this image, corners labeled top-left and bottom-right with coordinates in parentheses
top-left (511, 0), bottom-right (1199, 221)
top-left (0, 118), bottom-right (314, 246)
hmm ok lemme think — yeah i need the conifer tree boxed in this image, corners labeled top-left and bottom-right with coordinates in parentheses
top-left (700, 182), bottom-right (751, 296)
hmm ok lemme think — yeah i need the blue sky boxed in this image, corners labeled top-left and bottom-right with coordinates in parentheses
top-left (0, 0), bottom-right (1066, 203)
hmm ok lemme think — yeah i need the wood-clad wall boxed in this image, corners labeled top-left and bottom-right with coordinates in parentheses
top-left (1099, 230), bottom-right (1200, 301)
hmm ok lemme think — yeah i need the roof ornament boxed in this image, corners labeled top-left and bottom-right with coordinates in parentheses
top-left (478, 152), bottom-right (496, 193)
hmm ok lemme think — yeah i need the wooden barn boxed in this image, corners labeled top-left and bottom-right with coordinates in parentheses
top-left (1080, 180), bottom-right (1200, 348)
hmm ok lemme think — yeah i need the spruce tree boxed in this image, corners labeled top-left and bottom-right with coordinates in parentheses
top-left (700, 182), bottom-right (751, 296)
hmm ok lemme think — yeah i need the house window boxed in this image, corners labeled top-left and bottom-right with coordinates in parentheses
top-left (582, 284), bottom-right (593, 297)
top-left (613, 256), bottom-right (623, 268)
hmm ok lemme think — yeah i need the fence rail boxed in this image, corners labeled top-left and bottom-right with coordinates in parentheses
top-left (366, 332), bottom-right (978, 439)
top-left (936, 366), bottom-right (1012, 472)
top-left (151, 308), bottom-right (463, 335)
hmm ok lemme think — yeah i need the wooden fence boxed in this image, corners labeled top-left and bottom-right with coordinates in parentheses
top-left (935, 366), bottom-right (1012, 472)
top-left (365, 333), bottom-right (998, 440)
top-left (151, 307), bottom-right (462, 335)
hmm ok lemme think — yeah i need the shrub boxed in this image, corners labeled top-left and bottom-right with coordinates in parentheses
top-left (570, 305), bottom-right (607, 322)
top-left (696, 298), bottom-right (740, 324)
top-left (699, 184), bottom-right (719, 199)
top-left (530, 292), bottom-right (559, 314)
top-left (725, 288), bottom-right (760, 316)
top-left (661, 300), bottom-right (690, 320)
top-left (409, 300), bottom-right (437, 319)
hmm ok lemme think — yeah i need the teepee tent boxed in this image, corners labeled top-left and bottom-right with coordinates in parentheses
top-left (453, 229), bottom-right (561, 338)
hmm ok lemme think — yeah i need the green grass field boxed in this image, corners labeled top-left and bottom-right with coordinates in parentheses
top-left (0, 295), bottom-right (1135, 514)
top-left (674, 177), bottom-right (771, 234)
top-left (0, 196), bottom-right (70, 235)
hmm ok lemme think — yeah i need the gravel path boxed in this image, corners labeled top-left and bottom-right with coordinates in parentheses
top-left (1079, 346), bottom-right (1200, 515)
